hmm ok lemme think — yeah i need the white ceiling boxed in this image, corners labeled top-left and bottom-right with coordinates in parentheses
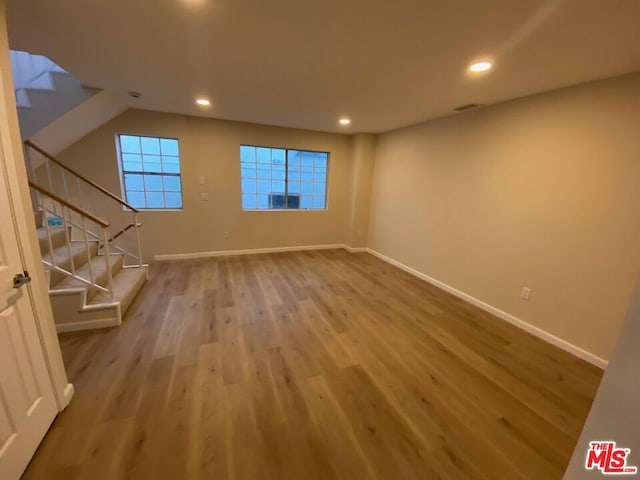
top-left (6, 0), bottom-right (640, 133)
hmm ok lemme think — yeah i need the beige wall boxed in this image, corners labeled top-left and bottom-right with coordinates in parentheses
top-left (57, 109), bottom-right (355, 260)
top-left (368, 72), bottom-right (640, 361)
top-left (57, 73), bottom-right (640, 362)
top-left (347, 134), bottom-right (376, 247)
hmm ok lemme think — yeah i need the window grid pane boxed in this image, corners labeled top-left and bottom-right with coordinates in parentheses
top-left (118, 134), bottom-right (183, 209)
top-left (240, 145), bottom-right (327, 210)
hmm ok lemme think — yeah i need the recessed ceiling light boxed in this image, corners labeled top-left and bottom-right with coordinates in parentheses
top-left (196, 98), bottom-right (211, 106)
top-left (339, 118), bottom-right (351, 126)
top-left (469, 61), bottom-right (492, 73)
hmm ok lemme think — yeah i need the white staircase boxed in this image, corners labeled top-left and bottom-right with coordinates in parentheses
top-left (11, 50), bottom-right (100, 139)
top-left (26, 142), bottom-right (148, 333)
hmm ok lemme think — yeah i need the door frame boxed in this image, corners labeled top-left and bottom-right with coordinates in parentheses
top-left (0, 2), bottom-right (72, 411)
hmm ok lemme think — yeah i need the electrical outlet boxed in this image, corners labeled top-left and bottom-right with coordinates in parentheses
top-left (521, 287), bottom-right (532, 300)
top-left (223, 231), bottom-right (229, 239)
top-left (199, 192), bottom-right (209, 201)
top-left (198, 176), bottom-right (205, 185)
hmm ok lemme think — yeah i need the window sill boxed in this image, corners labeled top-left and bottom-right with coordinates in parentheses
top-left (242, 209), bottom-right (328, 212)
top-left (123, 208), bottom-right (184, 212)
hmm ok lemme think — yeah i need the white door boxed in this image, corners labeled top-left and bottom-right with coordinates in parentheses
top-left (0, 132), bottom-right (57, 479)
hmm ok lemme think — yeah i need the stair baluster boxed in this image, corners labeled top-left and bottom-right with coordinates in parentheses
top-left (60, 205), bottom-right (76, 278)
top-left (25, 140), bottom-right (147, 331)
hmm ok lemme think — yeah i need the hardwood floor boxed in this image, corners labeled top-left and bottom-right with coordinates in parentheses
top-left (23, 249), bottom-right (603, 479)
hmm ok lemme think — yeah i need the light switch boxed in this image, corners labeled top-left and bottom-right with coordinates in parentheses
top-left (198, 176), bottom-right (205, 185)
top-left (200, 192), bottom-right (209, 201)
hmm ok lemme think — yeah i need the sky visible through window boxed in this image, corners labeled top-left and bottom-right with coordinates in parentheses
top-left (240, 145), bottom-right (328, 210)
top-left (118, 135), bottom-right (183, 209)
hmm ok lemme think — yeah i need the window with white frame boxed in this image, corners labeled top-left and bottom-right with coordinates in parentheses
top-left (240, 145), bottom-right (328, 210)
top-left (117, 134), bottom-right (183, 209)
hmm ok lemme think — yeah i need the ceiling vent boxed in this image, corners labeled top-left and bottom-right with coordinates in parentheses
top-left (453, 103), bottom-right (481, 112)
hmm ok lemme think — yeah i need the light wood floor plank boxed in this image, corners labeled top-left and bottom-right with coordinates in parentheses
top-left (23, 249), bottom-right (602, 479)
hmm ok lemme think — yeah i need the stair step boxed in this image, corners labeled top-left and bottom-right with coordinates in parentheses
top-left (37, 226), bottom-right (68, 253)
top-left (16, 72), bottom-right (101, 139)
top-left (53, 254), bottom-right (124, 302)
top-left (90, 267), bottom-right (147, 314)
top-left (24, 72), bottom-right (56, 92)
top-left (43, 241), bottom-right (98, 286)
top-left (16, 88), bottom-right (31, 109)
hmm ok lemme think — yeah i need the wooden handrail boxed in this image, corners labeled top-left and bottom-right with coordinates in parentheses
top-left (99, 222), bottom-right (142, 248)
top-left (28, 181), bottom-right (110, 228)
top-left (24, 140), bottom-right (140, 213)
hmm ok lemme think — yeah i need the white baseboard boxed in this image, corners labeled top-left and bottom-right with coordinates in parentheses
top-left (342, 245), bottom-right (368, 253)
top-left (366, 248), bottom-right (608, 369)
top-left (61, 383), bottom-right (74, 410)
top-left (55, 316), bottom-right (121, 333)
top-left (154, 244), bottom-right (346, 261)
top-left (154, 243), bottom-right (605, 369)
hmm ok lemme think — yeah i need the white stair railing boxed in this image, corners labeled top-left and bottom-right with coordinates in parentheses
top-left (29, 182), bottom-right (115, 300)
top-left (24, 140), bottom-right (144, 270)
